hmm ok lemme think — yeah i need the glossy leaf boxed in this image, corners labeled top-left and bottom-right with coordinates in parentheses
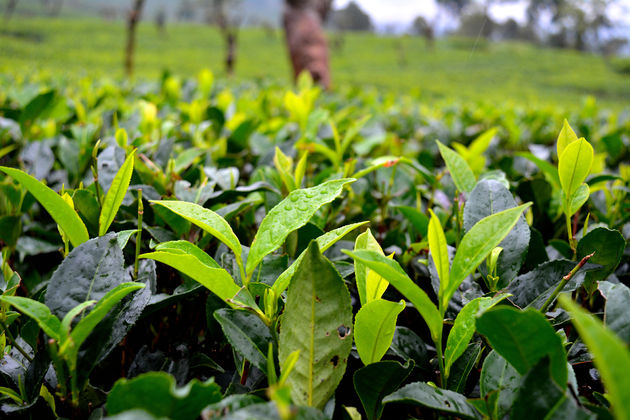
top-left (278, 241), bottom-right (353, 409)
top-left (511, 356), bottom-right (590, 420)
top-left (99, 150), bottom-right (135, 235)
top-left (354, 228), bottom-right (386, 306)
top-left (463, 180), bottom-right (530, 287)
top-left (45, 233), bottom-right (126, 318)
top-left (354, 299), bottom-right (405, 365)
top-left (480, 351), bottom-right (522, 420)
top-left (476, 307), bottom-right (567, 387)
top-left (556, 119), bottom-right (579, 158)
top-left (0, 166), bottom-right (89, 247)
top-left (150, 200), bottom-right (242, 261)
top-left (107, 372), bottom-right (222, 420)
top-left (155, 240), bottom-right (221, 268)
top-left (560, 295), bottom-right (630, 420)
top-left (444, 294), bottom-right (508, 377)
top-left (576, 227), bottom-right (626, 289)
top-left (353, 360), bottom-right (414, 420)
top-left (344, 249), bottom-right (442, 343)
top-left (507, 260), bottom-right (582, 309)
top-left (598, 281), bottom-right (630, 343)
top-left (448, 342), bottom-right (483, 394)
top-left (214, 308), bottom-right (272, 374)
top-left (565, 183), bottom-right (589, 217)
top-left (139, 250), bottom-right (239, 304)
top-left (271, 221), bottom-right (368, 295)
top-left (436, 140), bottom-right (476, 193)
top-left (446, 203), bottom-right (531, 310)
top-left (428, 209), bottom-right (450, 310)
top-left (0, 296), bottom-right (61, 341)
top-left (558, 138), bottom-right (593, 197)
top-left (247, 178), bottom-right (354, 276)
top-left (383, 381), bottom-right (482, 419)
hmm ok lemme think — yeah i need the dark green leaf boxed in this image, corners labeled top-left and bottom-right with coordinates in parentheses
top-left (480, 351), bottom-right (522, 420)
top-left (214, 308), bottom-right (272, 374)
top-left (476, 307), bottom-right (567, 387)
top-left (463, 180), bottom-right (530, 287)
top-left (353, 360), bottom-right (414, 420)
top-left (383, 382), bottom-right (482, 419)
top-left (106, 372), bottom-right (222, 420)
top-left (577, 227), bottom-right (626, 290)
top-left (45, 233), bottom-right (126, 318)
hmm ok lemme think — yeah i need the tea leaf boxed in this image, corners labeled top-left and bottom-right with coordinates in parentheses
top-left (344, 250), bottom-right (442, 342)
top-left (444, 294), bottom-right (508, 378)
top-left (354, 228), bottom-right (385, 306)
top-left (354, 299), bottom-right (405, 365)
top-left (353, 360), bottom-right (414, 420)
top-left (383, 381), bottom-right (482, 419)
top-left (565, 183), bottom-right (589, 217)
top-left (558, 138), bottom-right (593, 197)
top-left (560, 295), bottom-right (630, 420)
top-left (65, 282), bottom-right (145, 359)
top-left (271, 221), bottom-right (368, 295)
top-left (151, 200), bottom-right (242, 262)
top-left (0, 166), bottom-right (89, 247)
top-left (476, 307), bottom-right (567, 387)
top-left (278, 241), bottom-right (353, 409)
top-left (247, 178), bottom-right (355, 276)
top-left (556, 119), bottom-right (579, 158)
top-left (45, 233), bottom-right (126, 318)
top-left (463, 180), bottom-right (530, 287)
top-left (139, 250), bottom-right (239, 305)
top-left (436, 140), bottom-right (475, 193)
top-left (107, 372), bottom-right (222, 420)
top-left (446, 203), bottom-right (530, 310)
top-left (99, 150), bottom-right (135, 235)
top-left (480, 351), bottom-right (522, 420)
top-left (214, 308), bottom-right (272, 375)
top-left (428, 210), bottom-right (450, 311)
top-left (0, 296), bottom-right (61, 341)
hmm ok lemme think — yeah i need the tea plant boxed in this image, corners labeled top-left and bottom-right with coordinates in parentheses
top-left (0, 70), bottom-right (627, 419)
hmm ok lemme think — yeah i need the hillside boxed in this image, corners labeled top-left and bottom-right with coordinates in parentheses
top-left (1, 17), bottom-right (629, 109)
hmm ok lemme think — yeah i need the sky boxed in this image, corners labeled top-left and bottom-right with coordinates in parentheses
top-left (334, 0), bottom-right (630, 31)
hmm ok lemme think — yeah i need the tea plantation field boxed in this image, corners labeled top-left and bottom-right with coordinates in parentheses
top-left (1, 17), bottom-right (630, 108)
top-left (0, 19), bottom-right (629, 419)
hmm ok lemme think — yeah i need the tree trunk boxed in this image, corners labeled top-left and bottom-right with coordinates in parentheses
top-left (4, 0), bottom-right (19, 22)
top-left (283, 0), bottom-right (332, 89)
top-left (125, 0), bottom-right (145, 77)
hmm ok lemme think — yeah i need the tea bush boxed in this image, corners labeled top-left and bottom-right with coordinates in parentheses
top-left (0, 70), bottom-right (628, 419)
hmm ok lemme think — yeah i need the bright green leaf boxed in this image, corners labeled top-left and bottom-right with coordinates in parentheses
top-left (247, 178), bottom-right (355, 276)
top-left (99, 150), bottom-right (135, 235)
top-left (558, 138), bottom-right (593, 197)
top-left (428, 210), bottom-right (450, 313)
top-left (150, 200), bottom-right (242, 261)
top-left (354, 299), bottom-right (405, 365)
top-left (444, 294), bottom-right (508, 378)
top-left (556, 119), bottom-right (579, 158)
top-left (344, 249), bottom-right (442, 343)
top-left (0, 166), bottom-right (89, 247)
top-left (354, 228), bottom-right (385, 306)
top-left (271, 221), bottom-right (367, 295)
top-left (0, 295), bottom-right (61, 341)
top-left (560, 295), bottom-right (630, 420)
top-left (446, 203), bottom-right (530, 310)
top-left (436, 140), bottom-right (476, 193)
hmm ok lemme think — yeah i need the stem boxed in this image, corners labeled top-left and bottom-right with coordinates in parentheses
top-left (134, 189), bottom-right (143, 280)
top-left (0, 321), bottom-right (32, 362)
top-left (435, 332), bottom-right (446, 388)
top-left (540, 251), bottom-right (595, 313)
top-left (565, 209), bottom-right (575, 255)
top-left (48, 340), bottom-right (68, 396)
top-left (240, 360), bottom-right (250, 385)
